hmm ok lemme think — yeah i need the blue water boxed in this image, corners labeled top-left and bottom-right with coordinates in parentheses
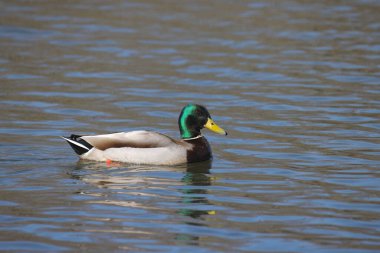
top-left (1, 0), bottom-right (380, 252)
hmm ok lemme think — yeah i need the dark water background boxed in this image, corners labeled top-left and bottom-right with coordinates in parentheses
top-left (1, 0), bottom-right (380, 252)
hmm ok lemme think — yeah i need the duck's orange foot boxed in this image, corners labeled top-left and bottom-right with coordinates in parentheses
top-left (106, 159), bottom-right (121, 167)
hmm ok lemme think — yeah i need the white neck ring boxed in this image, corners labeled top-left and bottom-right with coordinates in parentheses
top-left (183, 135), bottom-right (202, 141)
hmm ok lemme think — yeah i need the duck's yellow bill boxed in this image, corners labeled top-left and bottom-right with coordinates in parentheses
top-left (204, 118), bottom-right (227, 135)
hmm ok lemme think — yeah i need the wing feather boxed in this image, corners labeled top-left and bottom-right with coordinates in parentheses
top-left (80, 130), bottom-right (179, 150)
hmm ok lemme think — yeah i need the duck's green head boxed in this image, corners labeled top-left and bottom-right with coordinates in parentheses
top-left (178, 104), bottom-right (227, 139)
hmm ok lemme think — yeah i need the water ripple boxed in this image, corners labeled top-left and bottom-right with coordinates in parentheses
top-left (1, 0), bottom-right (380, 252)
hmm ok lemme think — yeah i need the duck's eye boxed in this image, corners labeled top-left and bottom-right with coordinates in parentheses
top-left (211, 122), bottom-right (214, 125)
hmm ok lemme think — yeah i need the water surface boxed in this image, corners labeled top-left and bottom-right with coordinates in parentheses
top-left (1, 0), bottom-right (380, 252)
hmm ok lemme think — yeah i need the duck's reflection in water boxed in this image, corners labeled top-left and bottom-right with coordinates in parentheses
top-left (178, 160), bottom-right (214, 219)
top-left (68, 160), bottom-right (214, 245)
top-left (173, 161), bottom-right (214, 246)
top-left (68, 159), bottom-right (214, 218)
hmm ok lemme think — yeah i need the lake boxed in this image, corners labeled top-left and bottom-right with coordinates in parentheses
top-left (0, 0), bottom-right (380, 252)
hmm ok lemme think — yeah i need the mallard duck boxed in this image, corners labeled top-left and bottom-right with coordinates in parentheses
top-left (62, 104), bottom-right (227, 165)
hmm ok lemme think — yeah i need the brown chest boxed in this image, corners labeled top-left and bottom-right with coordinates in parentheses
top-left (185, 137), bottom-right (212, 163)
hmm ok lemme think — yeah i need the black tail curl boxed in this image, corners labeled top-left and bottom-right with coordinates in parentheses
top-left (62, 134), bottom-right (93, 155)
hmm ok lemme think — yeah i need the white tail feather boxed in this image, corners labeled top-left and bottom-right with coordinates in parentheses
top-left (61, 136), bottom-right (90, 151)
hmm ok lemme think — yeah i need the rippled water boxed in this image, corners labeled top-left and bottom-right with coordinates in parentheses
top-left (1, 0), bottom-right (380, 252)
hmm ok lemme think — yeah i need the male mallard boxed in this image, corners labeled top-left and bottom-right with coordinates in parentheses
top-left (62, 104), bottom-right (227, 165)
